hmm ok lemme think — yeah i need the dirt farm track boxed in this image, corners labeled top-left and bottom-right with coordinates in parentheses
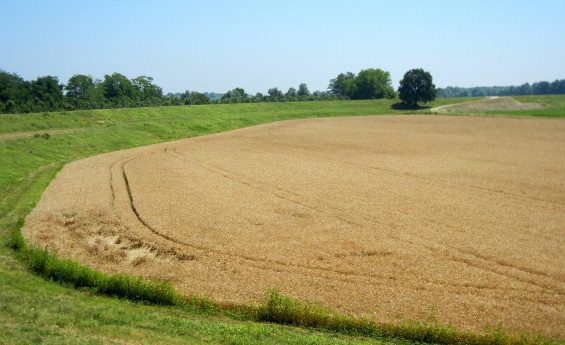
top-left (23, 115), bottom-right (565, 336)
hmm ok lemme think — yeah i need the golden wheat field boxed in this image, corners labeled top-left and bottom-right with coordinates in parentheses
top-left (23, 115), bottom-right (565, 336)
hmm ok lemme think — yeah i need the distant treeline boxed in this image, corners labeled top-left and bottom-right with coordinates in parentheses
top-left (0, 70), bottom-right (341, 114)
top-left (437, 79), bottom-right (565, 97)
top-left (0, 68), bottom-right (401, 114)
top-left (170, 83), bottom-right (341, 106)
top-left (4, 68), bottom-right (564, 114)
top-left (0, 71), bottom-right (167, 114)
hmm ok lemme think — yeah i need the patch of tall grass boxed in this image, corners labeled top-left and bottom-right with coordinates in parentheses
top-left (255, 289), bottom-right (562, 345)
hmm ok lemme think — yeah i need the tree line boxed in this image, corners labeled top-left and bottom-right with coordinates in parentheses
top-left (168, 83), bottom-right (340, 106)
top-left (437, 80), bottom-right (565, 97)
top-left (0, 71), bottom-right (167, 114)
top-left (0, 67), bottom-right (430, 114)
top-left (0, 70), bottom-right (348, 114)
top-left (0, 67), bottom-right (401, 114)
top-left (3, 67), bottom-right (563, 114)
top-left (0, 68), bottom-right (428, 114)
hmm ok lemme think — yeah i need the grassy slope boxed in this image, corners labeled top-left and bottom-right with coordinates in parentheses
top-left (488, 95), bottom-right (565, 117)
top-left (1, 98), bottom-right (563, 345)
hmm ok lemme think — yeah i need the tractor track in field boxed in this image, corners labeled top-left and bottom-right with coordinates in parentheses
top-left (22, 115), bottom-right (565, 337)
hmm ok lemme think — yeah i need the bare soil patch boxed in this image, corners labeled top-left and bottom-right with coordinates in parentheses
top-left (432, 96), bottom-right (544, 113)
top-left (23, 115), bottom-right (565, 337)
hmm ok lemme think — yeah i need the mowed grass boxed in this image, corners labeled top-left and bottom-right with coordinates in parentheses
top-left (1, 98), bottom-right (564, 345)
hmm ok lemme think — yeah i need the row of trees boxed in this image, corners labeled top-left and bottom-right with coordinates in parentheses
top-left (437, 80), bottom-right (565, 97)
top-left (0, 67), bottom-right (401, 114)
top-left (164, 85), bottom-right (339, 106)
top-left (3, 67), bottom-right (564, 114)
top-left (326, 68), bottom-right (437, 108)
top-left (0, 71), bottom-right (165, 114)
top-left (0, 70), bottom-right (342, 114)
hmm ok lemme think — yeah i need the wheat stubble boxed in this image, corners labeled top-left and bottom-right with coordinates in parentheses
top-left (23, 115), bottom-right (565, 336)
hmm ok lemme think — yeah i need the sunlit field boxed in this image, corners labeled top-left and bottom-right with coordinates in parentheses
top-left (23, 113), bottom-right (565, 337)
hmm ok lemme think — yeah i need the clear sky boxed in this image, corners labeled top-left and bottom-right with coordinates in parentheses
top-left (1, 0), bottom-right (564, 94)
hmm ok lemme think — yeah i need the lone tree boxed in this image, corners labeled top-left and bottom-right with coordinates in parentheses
top-left (398, 69), bottom-right (436, 107)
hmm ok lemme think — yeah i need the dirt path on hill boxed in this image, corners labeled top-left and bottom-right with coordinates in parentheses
top-left (431, 96), bottom-right (544, 114)
top-left (0, 128), bottom-right (86, 141)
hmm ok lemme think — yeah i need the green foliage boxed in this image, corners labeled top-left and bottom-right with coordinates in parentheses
top-left (221, 87), bottom-right (248, 103)
top-left (0, 70), bottom-right (27, 104)
top-left (267, 87), bottom-right (284, 101)
top-left (398, 69), bottom-right (437, 107)
top-left (1, 68), bottom-right (392, 114)
top-left (5, 218), bottom-right (26, 251)
top-left (168, 84), bottom-right (333, 105)
top-left (0, 70), bottom-right (65, 113)
top-left (438, 79), bottom-right (565, 98)
top-left (257, 289), bottom-right (333, 327)
top-left (328, 69), bottom-right (396, 100)
top-left (132, 75), bottom-right (163, 106)
top-left (65, 74), bottom-right (95, 101)
top-left (286, 87), bottom-right (298, 98)
top-left (30, 75), bottom-right (65, 111)
top-left (329, 71), bottom-right (356, 97)
top-left (298, 83), bottom-right (310, 97)
top-left (354, 69), bottom-right (397, 100)
top-left (101, 72), bottom-right (137, 107)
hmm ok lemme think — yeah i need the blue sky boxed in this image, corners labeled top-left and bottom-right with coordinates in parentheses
top-left (1, 0), bottom-right (564, 94)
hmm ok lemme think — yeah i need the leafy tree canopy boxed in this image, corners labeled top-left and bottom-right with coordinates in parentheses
top-left (437, 79), bottom-right (565, 97)
top-left (268, 87), bottom-right (283, 101)
top-left (65, 74), bottom-right (95, 100)
top-left (328, 69), bottom-right (395, 100)
top-left (102, 73), bottom-right (136, 102)
top-left (397, 68), bottom-right (436, 107)
top-left (0, 71), bottom-right (28, 103)
top-left (132, 75), bottom-right (163, 102)
top-left (30, 76), bottom-right (64, 111)
top-left (221, 87), bottom-right (247, 100)
top-left (328, 72), bottom-right (355, 97)
top-left (298, 83), bottom-right (310, 97)
top-left (286, 87), bottom-right (297, 98)
top-left (181, 90), bottom-right (210, 105)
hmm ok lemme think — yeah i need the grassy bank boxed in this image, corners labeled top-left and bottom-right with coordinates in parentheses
top-left (488, 95), bottom-right (565, 117)
top-left (1, 99), bottom-right (563, 344)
